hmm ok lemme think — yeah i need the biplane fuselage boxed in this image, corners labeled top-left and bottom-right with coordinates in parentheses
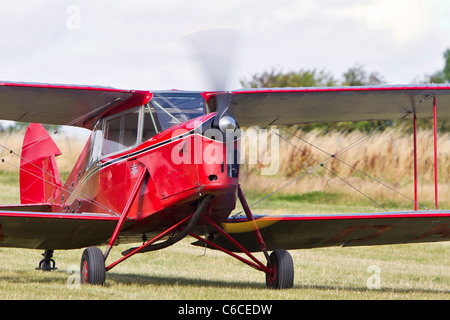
top-left (20, 92), bottom-right (240, 245)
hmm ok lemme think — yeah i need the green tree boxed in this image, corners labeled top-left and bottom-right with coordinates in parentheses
top-left (421, 48), bottom-right (450, 83)
top-left (240, 68), bottom-right (337, 88)
top-left (342, 63), bottom-right (385, 86)
top-left (443, 48), bottom-right (450, 82)
top-left (240, 65), bottom-right (387, 133)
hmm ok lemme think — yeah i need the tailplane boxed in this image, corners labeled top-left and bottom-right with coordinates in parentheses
top-left (20, 123), bottom-right (62, 204)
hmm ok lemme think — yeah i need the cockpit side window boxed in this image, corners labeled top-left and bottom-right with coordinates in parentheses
top-left (102, 108), bottom-right (140, 156)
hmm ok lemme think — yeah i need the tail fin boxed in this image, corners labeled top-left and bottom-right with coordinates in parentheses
top-left (20, 123), bottom-right (63, 204)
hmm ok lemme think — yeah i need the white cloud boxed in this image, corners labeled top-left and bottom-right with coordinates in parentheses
top-left (0, 1), bottom-right (448, 90)
top-left (333, 0), bottom-right (434, 42)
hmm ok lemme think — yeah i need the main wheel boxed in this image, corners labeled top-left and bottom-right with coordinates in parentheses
top-left (80, 247), bottom-right (106, 285)
top-left (266, 249), bottom-right (294, 289)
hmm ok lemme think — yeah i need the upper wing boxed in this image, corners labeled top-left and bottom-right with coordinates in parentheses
top-left (0, 81), bottom-right (150, 129)
top-left (230, 84), bottom-right (450, 126)
top-left (194, 210), bottom-right (450, 252)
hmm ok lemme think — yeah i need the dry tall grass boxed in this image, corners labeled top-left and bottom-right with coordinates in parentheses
top-left (0, 128), bottom-right (88, 174)
top-left (239, 126), bottom-right (449, 209)
top-left (0, 126), bottom-right (448, 209)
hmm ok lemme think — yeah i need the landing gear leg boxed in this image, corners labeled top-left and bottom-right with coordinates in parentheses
top-left (191, 186), bottom-right (295, 289)
top-left (237, 186), bottom-right (294, 289)
top-left (80, 194), bottom-right (214, 285)
top-left (36, 249), bottom-right (57, 271)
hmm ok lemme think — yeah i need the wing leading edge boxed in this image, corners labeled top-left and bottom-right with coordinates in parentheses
top-left (193, 211), bottom-right (450, 252)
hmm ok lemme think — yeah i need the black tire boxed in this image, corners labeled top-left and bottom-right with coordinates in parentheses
top-left (41, 260), bottom-right (53, 272)
top-left (80, 247), bottom-right (106, 285)
top-left (266, 249), bottom-right (294, 289)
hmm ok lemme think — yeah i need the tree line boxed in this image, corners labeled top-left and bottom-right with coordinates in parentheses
top-left (240, 48), bottom-right (450, 133)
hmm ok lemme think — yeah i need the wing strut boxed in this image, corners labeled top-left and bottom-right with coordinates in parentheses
top-left (237, 185), bottom-right (271, 263)
top-left (188, 187), bottom-right (296, 289)
top-left (413, 113), bottom-right (418, 211)
top-left (103, 168), bottom-right (148, 260)
top-left (433, 97), bottom-right (438, 210)
top-left (105, 194), bottom-right (213, 272)
top-left (413, 96), bottom-right (439, 211)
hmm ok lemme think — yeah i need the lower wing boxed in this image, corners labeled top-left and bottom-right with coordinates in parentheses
top-left (3, 206), bottom-right (449, 252)
top-left (194, 210), bottom-right (450, 252)
top-left (0, 206), bottom-right (120, 249)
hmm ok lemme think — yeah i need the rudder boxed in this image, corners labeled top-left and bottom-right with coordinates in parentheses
top-left (20, 123), bottom-right (62, 204)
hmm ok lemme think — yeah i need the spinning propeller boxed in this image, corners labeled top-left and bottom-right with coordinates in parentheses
top-left (185, 28), bottom-right (240, 128)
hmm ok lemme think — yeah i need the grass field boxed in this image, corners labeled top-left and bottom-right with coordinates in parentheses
top-left (0, 190), bottom-right (448, 300)
top-left (0, 239), bottom-right (448, 300)
top-left (0, 128), bottom-right (448, 300)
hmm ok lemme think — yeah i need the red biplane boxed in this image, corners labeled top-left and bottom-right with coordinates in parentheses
top-left (0, 80), bottom-right (449, 289)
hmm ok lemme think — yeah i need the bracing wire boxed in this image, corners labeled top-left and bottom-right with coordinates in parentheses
top-left (231, 98), bottom-right (429, 216)
top-left (0, 104), bottom-right (125, 215)
top-left (275, 133), bottom-right (388, 211)
top-left (0, 148), bottom-right (119, 216)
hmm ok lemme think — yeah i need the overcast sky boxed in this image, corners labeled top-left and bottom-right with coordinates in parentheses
top-left (0, 0), bottom-right (449, 92)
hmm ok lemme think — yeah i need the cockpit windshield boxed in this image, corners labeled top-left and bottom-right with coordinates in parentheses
top-left (86, 92), bottom-right (207, 165)
top-left (150, 93), bottom-right (206, 131)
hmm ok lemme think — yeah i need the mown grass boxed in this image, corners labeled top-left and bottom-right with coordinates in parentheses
top-left (0, 185), bottom-right (448, 300)
top-left (0, 239), bottom-right (448, 300)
